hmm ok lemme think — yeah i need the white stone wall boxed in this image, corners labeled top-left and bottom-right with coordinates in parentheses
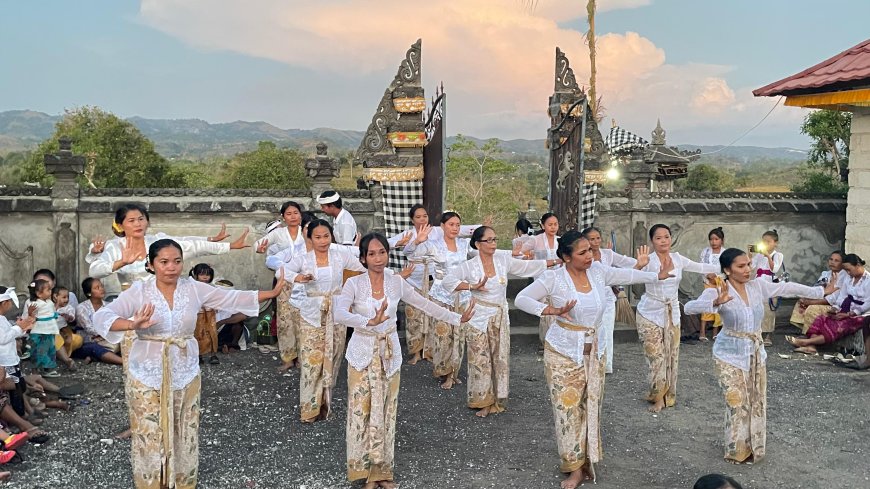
top-left (846, 107), bottom-right (870, 258)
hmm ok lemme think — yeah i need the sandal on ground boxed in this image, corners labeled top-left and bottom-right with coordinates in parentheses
top-left (41, 369), bottom-right (61, 378)
top-left (785, 335), bottom-right (800, 346)
top-left (698, 337), bottom-right (709, 342)
top-left (832, 358), bottom-right (870, 370)
top-left (763, 338), bottom-right (773, 347)
top-left (0, 451), bottom-right (21, 465)
top-left (2, 433), bottom-right (28, 451)
top-left (209, 355), bottom-right (220, 365)
top-left (257, 346), bottom-right (271, 354)
top-left (26, 428), bottom-right (50, 444)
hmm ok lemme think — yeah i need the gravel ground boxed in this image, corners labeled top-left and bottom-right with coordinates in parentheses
top-left (6, 333), bottom-right (869, 489)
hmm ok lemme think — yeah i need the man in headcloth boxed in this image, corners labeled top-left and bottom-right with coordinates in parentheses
top-left (316, 190), bottom-right (357, 245)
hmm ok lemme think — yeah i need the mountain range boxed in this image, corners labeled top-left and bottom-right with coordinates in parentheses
top-left (0, 110), bottom-right (808, 163)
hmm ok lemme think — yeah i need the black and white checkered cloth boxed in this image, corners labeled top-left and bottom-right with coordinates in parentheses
top-left (580, 183), bottom-right (598, 230)
top-left (377, 180), bottom-right (423, 269)
top-left (605, 126), bottom-right (647, 155)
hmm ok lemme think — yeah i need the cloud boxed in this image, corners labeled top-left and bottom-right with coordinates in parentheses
top-left (137, 0), bottom-right (806, 146)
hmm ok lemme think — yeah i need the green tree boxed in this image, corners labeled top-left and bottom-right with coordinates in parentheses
top-left (446, 136), bottom-right (536, 245)
top-left (684, 163), bottom-right (735, 192)
top-left (795, 109), bottom-right (851, 192)
top-left (789, 165), bottom-right (848, 194)
top-left (17, 106), bottom-right (182, 188)
top-left (218, 141), bottom-right (309, 189)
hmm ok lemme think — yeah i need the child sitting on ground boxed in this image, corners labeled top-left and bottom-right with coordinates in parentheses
top-left (52, 286), bottom-right (81, 372)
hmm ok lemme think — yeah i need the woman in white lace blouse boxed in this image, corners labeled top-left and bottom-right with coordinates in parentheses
top-left (93, 239), bottom-right (283, 489)
top-left (685, 248), bottom-right (834, 464)
top-left (636, 223), bottom-right (720, 413)
top-left (441, 226), bottom-right (555, 417)
top-left (335, 233), bottom-right (474, 489)
top-left (515, 230), bottom-right (667, 487)
top-left (277, 219), bottom-right (366, 423)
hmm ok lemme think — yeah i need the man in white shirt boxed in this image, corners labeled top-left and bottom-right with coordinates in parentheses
top-left (317, 190), bottom-right (357, 245)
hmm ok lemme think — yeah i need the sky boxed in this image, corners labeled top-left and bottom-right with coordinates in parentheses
top-left (1, 0), bottom-right (868, 149)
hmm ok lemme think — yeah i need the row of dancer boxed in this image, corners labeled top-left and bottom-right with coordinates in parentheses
top-left (80, 199), bottom-right (843, 489)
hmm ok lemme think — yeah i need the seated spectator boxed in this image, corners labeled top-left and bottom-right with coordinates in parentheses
top-left (214, 279), bottom-right (251, 352)
top-left (190, 263), bottom-right (221, 365)
top-left (694, 474), bottom-right (743, 489)
top-left (73, 278), bottom-right (123, 366)
top-left (788, 254), bottom-right (868, 355)
top-left (53, 285), bottom-right (82, 372)
top-left (790, 251), bottom-right (845, 333)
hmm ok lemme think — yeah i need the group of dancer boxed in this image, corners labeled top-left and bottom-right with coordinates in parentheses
top-left (69, 192), bottom-right (861, 489)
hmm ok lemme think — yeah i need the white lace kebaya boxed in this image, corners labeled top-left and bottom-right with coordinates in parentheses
top-left (441, 250), bottom-right (547, 332)
top-left (685, 280), bottom-right (824, 371)
top-left (515, 263), bottom-right (659, 365)
top-left (636, 252), bottom-right (720, 327)
top-left (404, 236), bottom-right (473, 307)
top-left (93, 278), bottom-right (259, 390)
top-left (88, 233), bottom-right (229, 285)
top-left (277, 246), bottom-right (366, 329)
top-left (335, 272), bottom-right (461, 377)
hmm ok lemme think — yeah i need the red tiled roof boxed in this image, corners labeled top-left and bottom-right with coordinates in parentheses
top-left (754, 38), bottom-right (870, 97)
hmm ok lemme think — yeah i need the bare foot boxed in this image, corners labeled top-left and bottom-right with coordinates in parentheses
top-left (476, 406), bottom-right (491, 418)
top-left (561, 469), bottom-right (583, 489)
top-left (0, 471), bottom-right (10, 481)
top-left (407, 353), bottom-right (421, 365)
top-left (440, 377), bottom-right (454, 390)
top-left (115, 428), bottom-right (132, 440)
top-left (222, 345), bottom-right (229, 354)
top-left (84, 356), bottom-right (93, 365)
top-left (648, 399), bottom-right (665, 413)
top-left (362, 482), bottom-right (377, 489)
top-left (276, 362), bottom-right (293, 373)
top-left (378, 481), bottom-right (397, 489)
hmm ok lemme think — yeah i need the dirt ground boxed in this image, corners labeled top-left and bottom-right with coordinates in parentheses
top-left (6, 332), bottom-right (869, 489)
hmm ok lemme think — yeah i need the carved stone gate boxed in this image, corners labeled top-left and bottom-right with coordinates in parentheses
top-left (547, 48), bottom-right (607, 233)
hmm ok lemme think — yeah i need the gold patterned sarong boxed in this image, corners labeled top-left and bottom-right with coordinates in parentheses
top-left (432, 297), bottom-right (465, 381)
top-left (276, 283), bottom-right (299, 363)
top-left (346, 328), bottom-right (400, 483)
top-left (466, 297), bottom-right (510, 412)
top-left (715, 330), bottom-right (767, 463)
top-left (136, 335), bottom-right (195, 488)
top-left (543, 324), bottom-right (604, 481)
top-left (404, 260), bottom-right (433, 359)
top-left (299, 291), bottom-right (341, 422)
top-left (637, 299), bottom-right (680, 407)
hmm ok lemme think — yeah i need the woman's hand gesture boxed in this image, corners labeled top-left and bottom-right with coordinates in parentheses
top-left (255, 239), bottom-right (269, 254)
top-left (229, 229), bottom-right (251, 250)
top-left (712, 281), bottom-right (732, 307)
top-left (209, 224), bottom-right (230, 243)
top-left (272, 269), bottom-right (286, 296)
top-left (415, 224), bottom-right (432, 244)
top-left (459, 300), bottom-right (476, 323)
top-left (294, 271), bottom-right (314, 283)
top-left (657, 253), bottom-right (675, 280)
top-left (120, 238), bottom-right (144, 266)
top-left (823, 278), bottom-right (839, 297)
top-left (395, 232), bottom-right (412, 248)
top-left (470, 275), bottom-right (488, 293)
top-left (130, 304), bottom-right (157, 330)
top-left (399, 262), bottom-right (416, 279)
top-left (91, 235), bottom-right (106, 254)
top-left (545, 300), bottom-right (577, 319)
top-left (634, 245), bottom-right (651, 269)
top-left (367, 299), bottom-right (390, 326)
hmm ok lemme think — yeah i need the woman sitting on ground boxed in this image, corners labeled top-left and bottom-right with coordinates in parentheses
top-left (73, 277), bottom-right (123, 365)
top-left (789, 251), bottom-right (845, 334)
top-left (788, 254), bottom-right (868, 355)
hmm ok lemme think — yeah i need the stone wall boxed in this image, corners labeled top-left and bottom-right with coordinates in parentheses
top-left (846, 107), bottom-right (870, 258)
top-left (596, 190), bottom-right (847, 300)
top-left (0, 187), bottom-right (384, 297)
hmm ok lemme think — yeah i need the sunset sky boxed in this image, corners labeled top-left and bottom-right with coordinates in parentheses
top-left (2, 0), bottom-right (868, 148)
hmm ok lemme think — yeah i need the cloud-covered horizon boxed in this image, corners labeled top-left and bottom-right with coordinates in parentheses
top-left (136, 0), bottom-right (807, 147)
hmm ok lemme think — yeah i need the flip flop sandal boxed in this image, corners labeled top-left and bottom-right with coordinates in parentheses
top-left (0, 451), bottom-right (22, 465)
top-left (2, 433), bottom-right (28, 451)
top-left (833, 359), bottom-right (870, 370)
top-left (58, 384), bottom-right (85, 400)
top-left (793, 347), bottom-right (817, 355)
top-left (209, 355), bottom-right (220, 365)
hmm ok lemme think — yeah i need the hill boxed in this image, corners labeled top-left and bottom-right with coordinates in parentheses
top-left (0, 110), bottom-right (809, 165)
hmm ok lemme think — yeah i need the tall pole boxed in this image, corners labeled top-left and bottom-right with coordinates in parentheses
top-left (587, 0), bottom-right (598, 118)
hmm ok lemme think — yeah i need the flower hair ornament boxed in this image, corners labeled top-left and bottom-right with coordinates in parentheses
top-left (28, 282), bottom-right (35, 288)
top-left (112, 221), bottom-right (124, 235)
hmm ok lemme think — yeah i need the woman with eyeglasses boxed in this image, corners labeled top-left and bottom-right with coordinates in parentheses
top-left (441, 226), bottom-right (555, 417)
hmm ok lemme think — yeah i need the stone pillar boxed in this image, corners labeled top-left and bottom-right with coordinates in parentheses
top-left (44, 137), bottom-right (84, 293)
top-left (846, 107), bottom-right (870, 257)
top-left (305, 142), bottom-right (340, 198)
